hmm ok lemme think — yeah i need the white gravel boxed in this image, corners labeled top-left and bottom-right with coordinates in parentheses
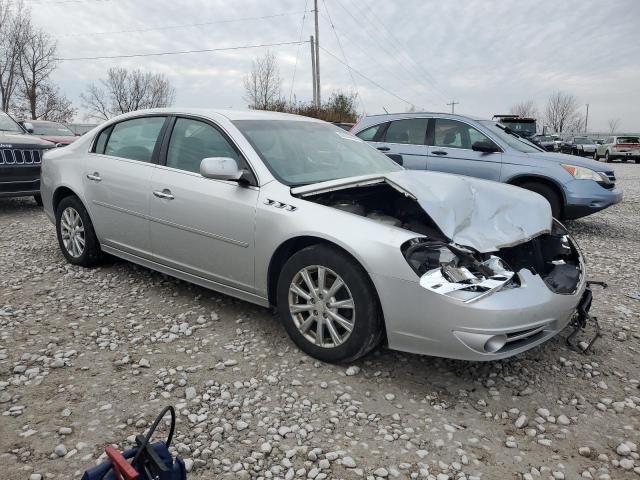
top-left (1, 163), bottom-right (639, 479)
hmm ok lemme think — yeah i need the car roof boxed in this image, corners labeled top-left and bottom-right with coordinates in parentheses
top-left (115, 108), bottom-right (325, 123)
top-left (359, 112), bottom-right (488, 122)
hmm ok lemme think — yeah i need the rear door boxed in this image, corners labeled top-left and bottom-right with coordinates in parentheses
top-left (83, 116), bottom-right (168, 258)
top-left (149, 116), bottom-right (259, 291)
top-left (426, 118), bottom-right (502, 181)
top-left (361, 118), bottom-right (430, 169)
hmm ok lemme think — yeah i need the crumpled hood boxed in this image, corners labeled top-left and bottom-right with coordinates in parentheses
top-left (292, 170), bottom-right (552, 253)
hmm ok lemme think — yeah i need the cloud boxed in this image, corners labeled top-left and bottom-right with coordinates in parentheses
top-left (30, 0), bottom-right (640, 131)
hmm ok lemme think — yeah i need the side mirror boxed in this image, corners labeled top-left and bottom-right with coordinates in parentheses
top-left (472, 140), bottom-right (499, 153)
top-left (200, 157), bottom-right (244, 181)
top-left (22, 122), bottom-right (34, 134)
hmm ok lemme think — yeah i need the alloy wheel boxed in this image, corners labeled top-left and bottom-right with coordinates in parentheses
top-left (288, 265), bottom-right (355, 348)
top-left (60, 207), bottom-right (85, 258)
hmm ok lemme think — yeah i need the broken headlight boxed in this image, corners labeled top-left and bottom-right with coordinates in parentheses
top-left (402, 238), bottom-right (517, 303)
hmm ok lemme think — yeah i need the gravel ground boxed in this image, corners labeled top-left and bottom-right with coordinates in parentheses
top-left (1, 163), bottom-right (639, 480)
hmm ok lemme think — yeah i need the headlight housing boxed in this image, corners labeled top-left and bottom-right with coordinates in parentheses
top-left (561, 164), bottom-right (607, 182)
top-left (401, 239), bottom-right (517, 303)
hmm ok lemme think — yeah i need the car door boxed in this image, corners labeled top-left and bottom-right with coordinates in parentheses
top-left (362, 118), bottom-right (430, 169)
top-left (149, 116), bottom-right (259, 292)
top-left (83, 115), bottom-right (168, 258)
top-left (427, 118), bottom-right (502, 181)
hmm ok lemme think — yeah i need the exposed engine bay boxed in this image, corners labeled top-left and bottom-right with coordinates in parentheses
top-left (303, 183), bottom-right (582, 301)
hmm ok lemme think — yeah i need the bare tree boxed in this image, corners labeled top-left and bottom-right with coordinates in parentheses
top-left (544, 91), bottom-right (580, 133)
top-left (81, 67), bottom-right (175, 120)
top-left (243, 51), bottom-right (282, 110)
top-left (0, 0), bottom-right (30, 111)
top-left (17, 26), bottom-right (57, 119)
top-left (510, 99), bottom-right (537, 118)
top-left (608, 118), bottom-right (621, 134)
top-left (12, 83), bottom-right (75, 122)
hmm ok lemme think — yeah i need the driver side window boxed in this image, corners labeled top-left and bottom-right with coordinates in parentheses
top-left (166, 118), bottom-right (240, 174)
top-left (433, 119), bottom-right (493, 150)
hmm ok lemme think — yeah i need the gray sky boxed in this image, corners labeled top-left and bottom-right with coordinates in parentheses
top-left (30, 0), bottom-right (640, 132)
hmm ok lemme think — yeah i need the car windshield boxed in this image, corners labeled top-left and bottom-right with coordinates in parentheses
top-left (479, 121), bottom-right (543, 153)
top-left (0, 111), bottom-right (24, 133)
top-left (536, 136), bottom-right (553, 141)
top-left (234, 120), bottom-right (403, 186)
top-left (32, 123), bottom-right (74, 136)
top-left (574, 137), bottom-right (590, 144)
top-left (618, 136), bottom-right (640, 144)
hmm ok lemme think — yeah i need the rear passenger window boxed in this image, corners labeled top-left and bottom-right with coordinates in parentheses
top-left (383, 118), bottom-right (427, 145)
top-left (356, 123), bottom-right (385, 141)
top-left (166, 118), bottom-right (240, 174)
top-left (104, 117), bottom-right (166, 162)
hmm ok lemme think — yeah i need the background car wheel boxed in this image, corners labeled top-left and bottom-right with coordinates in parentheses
top-left (593, 151), bottom-right (598, 160)
top-left (605, 152), bottom-right (611, 163)
top-left (33, 193), bottom-right (43, 206)
top-left (55, 196), bottom-right (102, 267)
top-left (276, 244), bottom-right (384, 363)
top-left (520, 182), bottom-right (562, 219)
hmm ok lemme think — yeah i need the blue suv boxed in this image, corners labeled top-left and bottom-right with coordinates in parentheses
top-left (352, 113), bottom-right (622, 219)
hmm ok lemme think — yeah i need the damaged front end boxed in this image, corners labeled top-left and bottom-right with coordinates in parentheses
top-left (402, 220), bottom-right (583, 303)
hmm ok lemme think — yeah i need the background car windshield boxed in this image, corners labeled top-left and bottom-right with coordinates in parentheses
top-left (0, 112), bottom-right (24, 133)
top-left (234, 120), bottom-right (402, 185)
top-left (32, 124), bottom-right (74, 136)
top-left (574, 137), bottom-right (590, 144)
top-left (479, 121), bottom-right (542, 153)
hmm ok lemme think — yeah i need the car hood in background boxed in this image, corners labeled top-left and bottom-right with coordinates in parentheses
top-left (292, 170), bottom-right (552, 253)
top-left (0, 132), bottom-right (55, 148)
top-left (38, 135), bottom-right (77, 145)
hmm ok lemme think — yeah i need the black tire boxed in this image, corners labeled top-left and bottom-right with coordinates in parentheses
top-left (33, 193), bottom-right (43, 206)
top-left (605, 152), bottom-right (611, 163)
top-left (55, 195), bottom-right (102, 267)
top-left (276, 244), bottom-right (383, 363)
top-left (520, 182), bottom-right (562, 219)
top-left (593, 151), bottom-right (598, 161)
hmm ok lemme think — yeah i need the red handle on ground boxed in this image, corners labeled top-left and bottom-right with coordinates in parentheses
top-left (105, 446), bottom-right (140, 480)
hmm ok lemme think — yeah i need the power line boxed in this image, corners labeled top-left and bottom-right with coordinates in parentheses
top-left (289, 2), bottom-right (310, 104)
top-left (57, 40), bottom-right (307, 61)
top-left (320, 46), bottom-right (417, 107)
top-left (62, 11), bottom-right (310, 38)
top-left (322, 0), bottom-right (364, 111)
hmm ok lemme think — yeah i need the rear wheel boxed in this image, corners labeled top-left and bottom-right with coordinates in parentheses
top-left (276, 244), bottom-right (383, 363)
top-left (605, 152), bottom-right (611, 163)
top-left (55, 196), bottom-right (102, 267)
top-left (520, 182), bottom-right (562, 219)
top-left (593, 151), bottom-right (598, 160)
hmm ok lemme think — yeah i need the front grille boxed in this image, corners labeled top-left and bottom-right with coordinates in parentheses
top-left (0, 149), bottom-right (43, 165)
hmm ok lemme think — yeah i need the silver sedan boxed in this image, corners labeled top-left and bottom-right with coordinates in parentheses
top-left (41, 109), bottom-right (591, 362)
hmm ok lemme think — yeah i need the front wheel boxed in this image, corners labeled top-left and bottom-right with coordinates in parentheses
top-left (593, 151), bottom-right (598, 161)
top-left (276, 244), bottom-right (384, 363)
top-left (520, 182), bottom-right (562, 219)
top-left (55, 196), bottom-right (102, 267)
top-left (605, 152), bottom-right (611, 163)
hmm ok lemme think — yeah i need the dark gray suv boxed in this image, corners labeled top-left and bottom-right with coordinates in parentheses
top-left (352, 113), bottom-right (622, 219)
top-left (0, 111), bottom-right (53, 205)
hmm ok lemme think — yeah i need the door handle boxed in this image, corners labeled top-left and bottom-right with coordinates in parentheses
top-left (432, 150), bottom-right (448, 156)
top-left (153, 189), bottom-right (174, 200)
top-left (377, 146), bottom-right (390, 152)
top-left (86, 172), bottom-right (102, 182)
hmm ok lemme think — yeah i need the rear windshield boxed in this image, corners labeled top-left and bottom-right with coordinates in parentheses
top-left (574, 137), bottom-right (590, 144)
top-left (617, 137), bottom-right (639, 144)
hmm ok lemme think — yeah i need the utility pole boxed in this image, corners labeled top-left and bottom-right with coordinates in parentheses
top-left (446, 101), bottom-right (459, 114)
top-left (310, 36), bottom-right (317, 106)
top-left (585, 103), bottom-right (589, 134)
top-left (314, 0), bottom-right (321, 107)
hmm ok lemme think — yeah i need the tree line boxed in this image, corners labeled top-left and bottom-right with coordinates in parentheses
top-left (510, 93), bottom-right (622, 135)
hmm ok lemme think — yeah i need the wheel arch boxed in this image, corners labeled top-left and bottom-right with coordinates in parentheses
top-left (52, 185), bottom-right (83, 213)
top-left (267, 235), bottom-right (382, 309)
top-left (506, 174), bottom-right (567, 209)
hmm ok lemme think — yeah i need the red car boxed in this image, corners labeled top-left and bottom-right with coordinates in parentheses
top-left (23, 120), bottom-right (78, 146)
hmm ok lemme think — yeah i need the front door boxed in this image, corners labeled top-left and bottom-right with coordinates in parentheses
top-left (427, 118), bottom-right (502, 181)
top-left (149, 117), bottom-right (259, 291)
top-left (83, 116), bottom-right (167, 259)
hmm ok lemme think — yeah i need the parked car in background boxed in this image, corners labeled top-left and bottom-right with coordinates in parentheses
top-left (561, 136), bottom-right (598, 157)
top-left (332, 122), bottom-right (355, 131)
top-left (66, 123), bottom-right (99, 136)
top-left (0, 111), bottom-right (54, 204)
top-left (493, 114), bottom-right (537, 139)
top-left (352, 112), bottom-right (622, 219)
top-left (41, 108), bottom-right (594, 362)
top-left (25, 120), bottom-right (78, 146)
top-left (594, 135), bottom-right (640, 163)
top-left (531, 135), bottom-right (559, 152)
